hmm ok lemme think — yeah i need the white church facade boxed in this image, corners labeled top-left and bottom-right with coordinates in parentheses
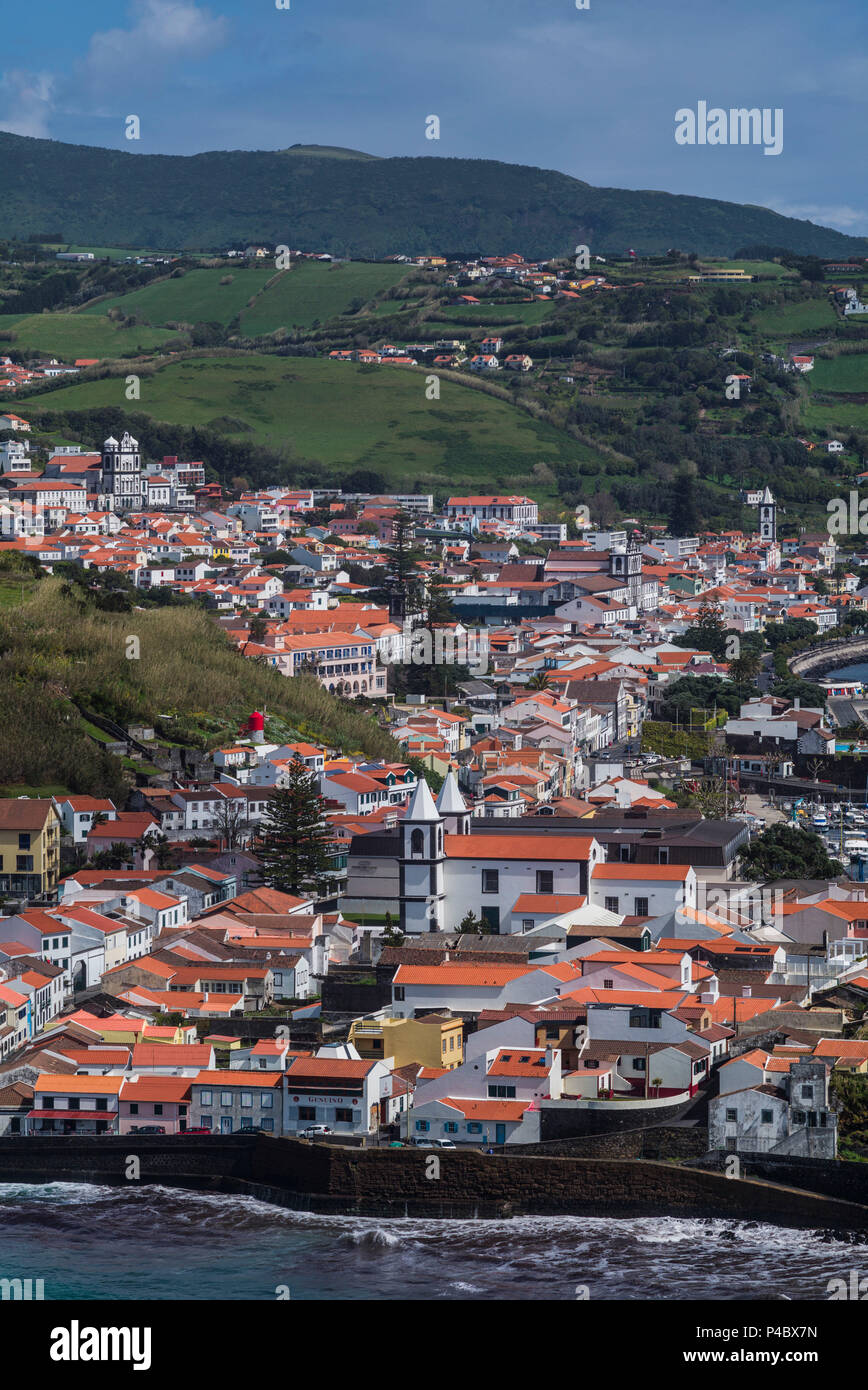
top-left (345, 772), bottom-right (604, 935)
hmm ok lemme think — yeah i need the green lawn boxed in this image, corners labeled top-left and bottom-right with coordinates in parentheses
top-left (85, 267), bottom-right (277, 325)
top-left (20, 352), bottom-right (611, 498)
top-left (0, 313), bottom-right (182, 358)
top-left (240, 261), bottom-right (409, 334)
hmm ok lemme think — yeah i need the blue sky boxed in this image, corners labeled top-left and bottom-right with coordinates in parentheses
top-left (1, 0), bottom-right (865, 234)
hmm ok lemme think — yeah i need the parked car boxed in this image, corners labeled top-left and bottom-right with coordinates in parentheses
top-left (299, 1124), bottom-right (332, 1139)
top-left (410, 1136), bottom-right (434, 1148)
top-left (183, 1126), bottom-right (211, 1135)
top-left (129, 1125), bottom-right (166, 1135)
top-left (429, 1138), bottom-right (457, 1150)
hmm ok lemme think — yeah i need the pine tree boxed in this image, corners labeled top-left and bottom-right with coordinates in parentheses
top-left (256, 759), bottom-right (335, 897)
top-left (668, 471), bottom-right (700, 536)
top-left (381, 913), bottom-right (405, 947)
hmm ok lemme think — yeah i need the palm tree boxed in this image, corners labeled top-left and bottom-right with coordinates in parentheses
top-left (527, 671), bottom-right (552, 692)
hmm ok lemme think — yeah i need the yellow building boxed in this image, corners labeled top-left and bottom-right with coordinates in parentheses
top-left (0, 800), bottom-right (61, 900)
top-left (349, 1012), bottom-right (464, 1070)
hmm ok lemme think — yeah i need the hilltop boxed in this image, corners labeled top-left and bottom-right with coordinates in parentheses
top-left (1, 132), bottom-right (866, 259)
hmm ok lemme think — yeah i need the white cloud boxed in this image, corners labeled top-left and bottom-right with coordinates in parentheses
top-left (0, 69), bottom-right (56, 138)
top-left (82, 1), bottom-right (229, 80)
top-left (768, 201), bottom-right (868, 236)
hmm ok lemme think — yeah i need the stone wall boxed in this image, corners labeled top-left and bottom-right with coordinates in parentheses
top-left (789, 637), bottom-right (868, 680)
top-left (502, 1125), bottom-right (709, 1160)
top-left (1, 1134), bottom-right (867, 1232)
top-left (693, 1149), bottom-right (868, 1208)
top-left (538, 1094), bottom-right (700, 1139)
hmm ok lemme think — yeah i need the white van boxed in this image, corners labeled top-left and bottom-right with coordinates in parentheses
top-left (846, 839), bottom-right (868, 859)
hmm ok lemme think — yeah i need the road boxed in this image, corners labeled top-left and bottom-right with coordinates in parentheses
top-left (742, 793), bottom-right (788, 826)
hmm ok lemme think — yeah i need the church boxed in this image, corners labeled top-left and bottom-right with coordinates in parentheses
top-left (343, 771), bottom-right (603, 935)
top-left (101, 432), bottom-right (143, 510)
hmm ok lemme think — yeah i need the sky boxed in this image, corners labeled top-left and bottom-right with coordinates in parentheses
top-left (1, 0), bottom-right (866, 235)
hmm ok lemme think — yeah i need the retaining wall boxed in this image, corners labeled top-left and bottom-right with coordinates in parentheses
top-left (1, 1134), bottom-right (867, 1232)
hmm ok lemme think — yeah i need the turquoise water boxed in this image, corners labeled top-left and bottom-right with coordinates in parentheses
top-left (0, 1183), bottom-right (859, 1300)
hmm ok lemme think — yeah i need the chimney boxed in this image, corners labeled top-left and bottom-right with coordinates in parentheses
top-left (793, 697), bottom-right (800, 711)
top-left (741, 985), bottom-right (752, 998)
top-left (700, 990), bottom-right (715, 1005)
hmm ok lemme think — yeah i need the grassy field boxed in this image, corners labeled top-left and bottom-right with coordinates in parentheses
top-left (240, 261), bottom-right (409, 334)
top-left (809, 353), bottom-right (868, 392)
top-left (0, 313), bottom-right (182, 358)
top-left (85, 267), bottom-right (277, 325)
top-left (0, 574), bottom-right (39, 608)
top-left (20, 352), bottom-right (609, 497)
top-left (751, 299), bottom-right (838, 337)
top-left (801, 398), bottom-right (868, 433)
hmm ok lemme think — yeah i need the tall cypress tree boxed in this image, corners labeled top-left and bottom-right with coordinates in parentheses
top-left (257, 759), bottom-right (335, 897)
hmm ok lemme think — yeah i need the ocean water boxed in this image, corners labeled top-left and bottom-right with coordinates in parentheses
top-left (0, 1182), bottom-right (860, 1300)
top-left (825, 663), bottom-right (868, 683)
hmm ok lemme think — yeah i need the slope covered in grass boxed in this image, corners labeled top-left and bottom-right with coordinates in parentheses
top-left (20, 353), bottom-right (608, 498)
top-left (0, 574), bottom-right (400, 798)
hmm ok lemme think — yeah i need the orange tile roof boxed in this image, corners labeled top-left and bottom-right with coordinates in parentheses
top-left (393, 964), bottom-right (532, 987)
top-left (445, 834), bottom-right (594, 862)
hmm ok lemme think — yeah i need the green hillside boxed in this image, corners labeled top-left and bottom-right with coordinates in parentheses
top-left (0, 565), bottom-right (401, 800)
top-left (84, 266), bottom-right (276, 325)
top-left (239, 262), bottom-right (409, 335)
top-left (19, 353), bottom-right (608, 497)
top-left (1, 131), bottom-right (866, 259)
top-left (0, 312), bottom-right (182, 358)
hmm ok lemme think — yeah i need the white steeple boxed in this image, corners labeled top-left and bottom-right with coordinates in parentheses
top-left (436, 769), bottom-right (471, 834)
top-left (405, 776), bottom-right (439, 822)
top-left (400, 775), bottom-right (445, 935)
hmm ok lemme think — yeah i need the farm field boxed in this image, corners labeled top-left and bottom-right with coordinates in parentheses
top-left (808, 353), bottom-right (868, 393)
top-left (84, 267), bottom-right (276, 325)
top-left (19, 352), bottom-right (610, 498)
top-left (801, 398), bottom-right (868, 433)
top-left (0, 313), bottom-right (183, 357)
top-left (240, 261), bottom-right (409, 334)
top-left (751, 298), bottom-right (838, 338)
